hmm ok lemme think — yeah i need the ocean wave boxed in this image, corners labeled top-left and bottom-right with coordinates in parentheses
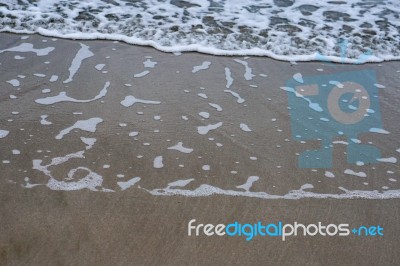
top-left (1, 0), bottom-right (400, 63)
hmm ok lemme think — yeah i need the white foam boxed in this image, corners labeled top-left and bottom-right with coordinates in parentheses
top-left (192, 61), bottom-right (211, 73)
top-left (121, 95), bottom-right (160, 107)
top-left (143, 59), bottom-right (157, 68)
top-left (134, 70), bottom-right (150, 78)
top-left (293, 73), bottom-right (304, 83)
top-left (167, 179), bottom-right (194, 188)
top-left (239, 123), bottom-right (252, 132)
top-left (377, 157), bottom-right (397, 163)
top-left (49, 75), bottom-right (58, 82)
top-left (46, 167), bottom-right (104, 191)
top-left (329, 81), bottom-right (344, 88)
top-left (280, 87), bottom-right (323, 112)
top-left (197, 122), bottom-right (223, 135)
top-left (117, 177), bottom-right (141, 191)
top-left (234, 59), bottom-right (255, 80)
top-left (224, 90), bottom-right (245, 103)
top-left (369, 128), bottom-right (390, 134)
top-left (40, 115), bottom-right (52, 125)
top-left (129, 131), bottom-right (138, 137)
top-left (325, 171), bottom-right (335, 178)
top-left (2, 1), bottom-right (400, 64)
top-left (95, 63), bottom-right (105, 71)
top-left (333, 141), bottom-right (349, 145)
top-left (80, 137), bottom-right (96, 150)
top-left (197, 93), bottom-right (208, 99)
top-left (0, 43), bottom-right (54, 56)
top-left (6, 79), bottom-right (20, 87)
top-left (36, 81), bottom-right (110, 105)
top-left (208, 103), bottom-right (222, 111)
top-left (199, 112), bottom-right (210, 119)
top-left (143, 178), bottom-right (400, 199)
top-left (224, 67), bottom-right (233, 88)
top-left (202, 165), bottom-right (210, 171)
top-left (31, 142), bottom-right (109, 191)
top-left (153, 156), bottom-right (164, 169)
top-left (236, 176), bottom-right (259, 191)
top-left (0, 130), bottom-right (9, 138)
top-left (374, 83), bottom-right (386, 89)
top-left (56, 117), bottom-right (103, 139)
top-left (63, 43), bottom-right (94, 83)
top-left (344, 169), bottom-right (367, 178)
top-left (167, 142), bottom-right (193, 154)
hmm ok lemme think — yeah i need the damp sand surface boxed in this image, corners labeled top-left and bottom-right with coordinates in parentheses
top-left (1, 33), bottom-right (400, 265)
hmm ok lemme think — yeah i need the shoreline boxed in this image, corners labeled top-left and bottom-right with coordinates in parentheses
top-left (1, 32), bottom-right (400, 265)
top-left (1, 32), bottom-right (399, 200)
top-left (1, 29), bottom-right (398, 64)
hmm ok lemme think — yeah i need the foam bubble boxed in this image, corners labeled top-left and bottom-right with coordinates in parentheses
top-left (63, 43), bottom-right (94, 83)
top-left (208, 103), bottom-right (222, 111)
top-left (239, 123), bottom-right (252, 132)
top-left (199, 112), bottom-right (210, 119)
top-left (56, 117), bottom-right (103, 139)
top-left (293, 73), bottom-right (304, 83)
top-left (197, 122), bottom-right (223, 135)
top-left (118, 177), bottom-right (141, 191)
top-left (234, 59), bottom-right (255, 80)
top-left (6, 79), bottom-right (20, 87)
top-left (224, 90), bottom-right (245, 104)
top-left (40, 115), bottom-right (52, 125)
top-left (202, 165), bottom-right (210, 171)
top-left (36, 81), bottom-right (110, 105)
top-left (167, 142), bottom-right (193, 154)
top-left (344, 169), bottom-right (367, 178)
top-left (120, 95), bottom-right (160, 107)
top-left (134, 70), bottom-right (150, 78)
top-left (225, 67), bottom-right (233, 88)
top-left (192, 61), bottom-right (211, 73)
top-left (236, 176), bottom-right (259, 192)
top-left (325, 171), bottom-right (335, 178)
top-left (0, 130), bottom-right (10, 138)
top-left (0, 43), bottom-right (55, 56)
top-left (153, 156), bottom-right (164, 169)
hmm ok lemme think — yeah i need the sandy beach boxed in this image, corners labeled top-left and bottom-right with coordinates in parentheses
top-left (1, 32), bottom-right (400, 265)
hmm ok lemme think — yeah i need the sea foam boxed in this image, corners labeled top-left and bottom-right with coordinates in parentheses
top-left (0, 0), bottom-right (399, 63)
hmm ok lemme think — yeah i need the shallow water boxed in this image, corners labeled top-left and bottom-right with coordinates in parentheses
top-left (1, 33), bottom-right (399, 199)
top-left (0, 0), bottom-right (399, 61)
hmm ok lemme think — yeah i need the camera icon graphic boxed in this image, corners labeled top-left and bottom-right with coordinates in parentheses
top-left (284, 69), bottom-right (382, 168)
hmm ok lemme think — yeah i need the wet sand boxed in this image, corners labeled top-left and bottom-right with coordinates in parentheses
top-left (0, 33), bottom-right (400, 265)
